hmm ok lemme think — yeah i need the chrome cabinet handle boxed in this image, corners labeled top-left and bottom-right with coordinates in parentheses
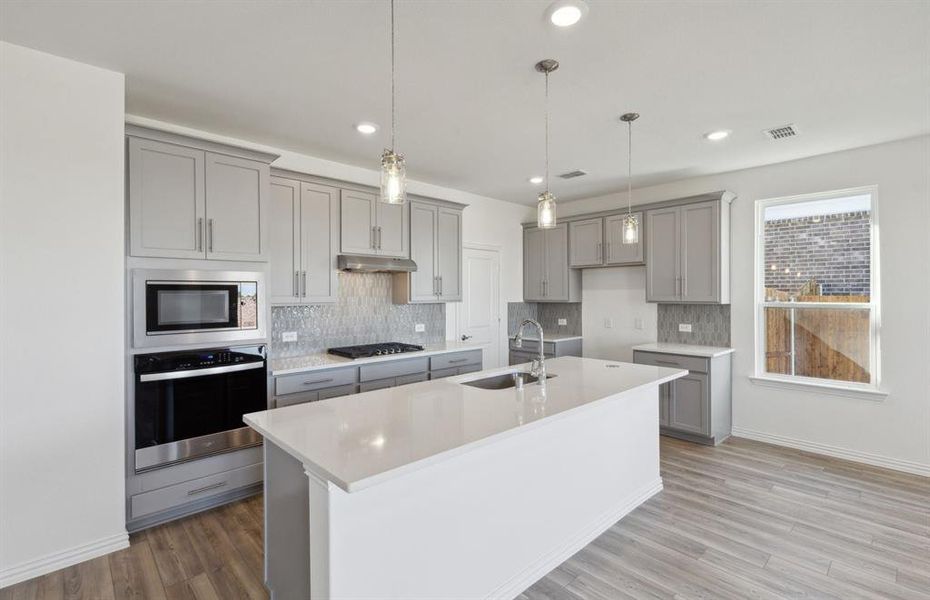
top-left (377, 226), bottom-right (382, 249)
top-left (682, 276), bottom-right (687, 297)
top-left (448, 358), bottom-right (468, 364)
top-left (197, 217), bottom-right (204, 251)
top-left (207, 218), bottom-right (214, 252)
top-left (655, 359), bottom-right (680, 366)
top-left (438, 276), bottom-right (443, 296)
top-left (606, 242), bottom-right (611, 260)
top-left (303, 378), bottom-right (334, 386)
top-left (371, 226), bottom-right (377, 249)
top-left (302, 271), bottom-right (307, 296)
top-left (294, 271), bottom-right (299, 297)
top-left (187, 481), bottom-right (227, 496)
top-left (597, 242), bottom-right (602, 262)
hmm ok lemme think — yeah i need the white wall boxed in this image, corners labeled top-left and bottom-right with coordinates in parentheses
top-left (580, 267), bottom-right (657, 362)
top-left (0, 42), bottom-right (127, 585)
top-left (125, 115), bottom-right (528, 360)
top-left (560, 136), bottom-right (930, 474)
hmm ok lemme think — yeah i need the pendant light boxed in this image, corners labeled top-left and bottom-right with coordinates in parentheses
top-left (535, 59), bottom-right (559, 229)
top-left (619, 112), bottom-right (640, 244)
top-left (380, 0), bottom-right (406, 204)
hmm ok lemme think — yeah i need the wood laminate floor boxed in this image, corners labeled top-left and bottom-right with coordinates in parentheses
top-left (3, 437), bottom-right (928, 599)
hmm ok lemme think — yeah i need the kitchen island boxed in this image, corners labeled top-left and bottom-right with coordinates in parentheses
top-left (244, 356), bottom-right (686, 599)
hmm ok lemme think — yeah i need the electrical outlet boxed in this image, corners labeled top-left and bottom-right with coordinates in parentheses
top-left (634, 317), bottom-right (643, 330)
top-left (604, 318), bottom-right (613, 329)
top-left (558, 318), bottom-right (567, 326)
top-left (679, 323), bottom-right (692, 333)
top-left (414, 323), bottom-right (425, 333)
top-left (282, 331), bottom-right (298, 343)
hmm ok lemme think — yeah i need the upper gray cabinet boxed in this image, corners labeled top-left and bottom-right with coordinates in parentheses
top-left (127, 126), bottom-right (276, 262)
top-left (523, 224), bottom-right (581, 303)
top-left (645, 198), bottom-right (730, 303)
top-left (568, 212), bottom-right (644, 268)
top-left (340, 189), bottom-right (409, 258)
top-left (393, 199), bottom-right (463, 303)
top-left (269, 174), bottom-right (339, 305)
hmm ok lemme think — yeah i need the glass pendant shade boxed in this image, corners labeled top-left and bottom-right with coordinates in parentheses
top-left (537, 191), bottom-right (557, 229)
top-left (380, 149), bottom-right (407, 204)
top-left (622, 213), bottom-right (639, 244)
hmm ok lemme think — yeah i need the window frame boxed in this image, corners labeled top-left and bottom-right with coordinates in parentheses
top-left (752, 185), bottom-right (882, 396)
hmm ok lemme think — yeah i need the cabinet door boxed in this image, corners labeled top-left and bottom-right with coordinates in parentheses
top-left (605, 212), bottom-right (644, 265)
top-left (569, 218), bottom-right (604, 267)
top-left (269, 177), bottom-right (301, 304)
top-left (205, 153), bottom-right (268, 262)
top-left (523, 228), bottom-right (546, 301)
top-left (128, 137), bottom-right (206, 259)
top-left (543, 224), bottom-right (570, 301)
top-left (437, 208), bottom-right (462, 301)
top-left (340, 189), bottom-right (377, 255)
top-left (301, 183), bottom-right (339, 302)
top-left (645, 207), bottom-right (681, 301)
top-left (376, 201), bottom-right (409, 257)
top-left (669, 373), bottom-right (709, 436)
top-left (658, 383), bottom-right (670, 427)
top-left (409, 202), bottom-right (438, 302)
top-left (680, 201), bottom-right (719, 303)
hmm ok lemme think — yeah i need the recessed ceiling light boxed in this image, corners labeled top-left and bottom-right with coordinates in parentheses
top-left (704, 130), bottom-right (731, 141)
top-left (355, 122), bottom-right (379, 135)
top-left (545, 0), bottom-right (588, 27)
top-left (529, 176), bottom-right (544, 185)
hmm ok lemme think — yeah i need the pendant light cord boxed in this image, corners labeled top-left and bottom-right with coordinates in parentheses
top-left (545, 70), bottom-right (550, 193)
top-left (391, 0), bottom-right (396, 152)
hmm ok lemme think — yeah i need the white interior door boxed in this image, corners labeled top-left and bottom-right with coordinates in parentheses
top-left (458, 246), bottom-right (502, 368)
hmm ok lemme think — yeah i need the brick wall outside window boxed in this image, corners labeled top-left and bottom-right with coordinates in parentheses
top-left (764, 210), bottom-right (871, 296)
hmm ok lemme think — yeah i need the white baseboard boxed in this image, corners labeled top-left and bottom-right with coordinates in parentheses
top-left (488, 477), bottom-right (664, 600)
top-left (731, 427), bottom-right (930, 478)
top-left (0, 531), bottom-right (129, 589)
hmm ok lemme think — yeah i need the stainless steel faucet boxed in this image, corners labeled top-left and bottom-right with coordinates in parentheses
top-left (513, 318), bottom-right (546, 384)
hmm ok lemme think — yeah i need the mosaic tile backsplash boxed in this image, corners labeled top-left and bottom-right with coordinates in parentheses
top-left (271, 273), bottom-right (445, 358)
top-left (507, 302), bottom-right (582, 337)
top-left (657, 304), bottom-right (730, 346)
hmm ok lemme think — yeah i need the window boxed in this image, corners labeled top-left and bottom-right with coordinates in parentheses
top-left (754, 187), bottom-right (880, 391)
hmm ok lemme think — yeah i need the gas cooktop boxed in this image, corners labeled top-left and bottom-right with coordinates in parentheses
top-left (327, 342), bottom-right (425, 359)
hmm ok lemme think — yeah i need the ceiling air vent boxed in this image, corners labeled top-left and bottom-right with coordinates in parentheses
top-left (558, 169), bottom-right (588, 179)
top-left (763, 124), bottom-right (798, 140)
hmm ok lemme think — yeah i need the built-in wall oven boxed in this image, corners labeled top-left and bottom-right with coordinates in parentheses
top-left (134, 345), bottom-right (267, 471)
top-left (132, 269), bottom-right (265, 349)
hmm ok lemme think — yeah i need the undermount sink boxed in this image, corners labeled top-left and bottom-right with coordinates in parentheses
top-left (461, 371), bottom-right (556, 390)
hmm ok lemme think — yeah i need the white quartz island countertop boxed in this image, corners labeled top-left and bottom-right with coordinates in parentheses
top-left (244, 356), bottom-right (685, 493)
top-left (632, 342), bottom-right (734, 358)
top-left (268, 340), bottom-right (483, 376)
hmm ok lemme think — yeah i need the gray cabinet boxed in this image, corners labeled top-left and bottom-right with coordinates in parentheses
top-left (393, 200), bottom-right (463, 303)
top-left (127, 127), bottom-right (276, 262)
top-left (645, 199), bottom-right (729, 303)
top-left (633, 349), bottom-right (731, 445)
top-left (569, 213), bottom-right (644, 268)
top-left (523, 224), bottom-right (581, 302)
top-left (507, 337), bottom-right (582, 365)
top-left (339, 189), bottom-right (409, 258)
top-left (270, 177), bottom-right (338, 304)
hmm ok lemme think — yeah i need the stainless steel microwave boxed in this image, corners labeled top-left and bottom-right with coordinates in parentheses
top-left (132, 269), bottom-right (266, 349)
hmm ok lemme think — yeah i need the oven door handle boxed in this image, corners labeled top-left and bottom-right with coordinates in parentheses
top-left (139, 361), bottom-right (264, 382)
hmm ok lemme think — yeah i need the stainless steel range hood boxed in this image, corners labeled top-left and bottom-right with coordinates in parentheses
top-left (337, 254), bottom-right (417, 273)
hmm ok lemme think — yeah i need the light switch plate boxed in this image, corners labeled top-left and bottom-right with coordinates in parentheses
top-left (558, 318), bottom-right (567, 326)
top-left (414, 323), bottom-right (426, 333)
top-left (634, 317), bottom-right (643, 330)
top-left (282, 331), bottom-right (298, 343)
top-left (604, 318), bottom-right (613, 329)
top-left (679, 323), bottom-right (692, 333)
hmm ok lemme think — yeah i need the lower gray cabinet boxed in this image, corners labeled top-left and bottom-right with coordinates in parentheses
top-left (507, 337), bottom-right (583, 366)
top-left (634, 349), bottom-right (731, 445)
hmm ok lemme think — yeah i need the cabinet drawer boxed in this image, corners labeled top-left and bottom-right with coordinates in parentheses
top-left (633, 351), bottom-right (708, 374)
top-left (318, 384), bottom-right (357, 400)
top-left (359, 357), bottom-right (429, 382)
top-left (397, 372), bottom-right (429, 386)
top-left (458, 363), bottom-right (482, 375)
top-left (131, 462), bottom-right (262, 519)
top-left (430, 367), bottom-right (458, 380)
top-left (275, 390), bottom-right (319, 408)
top-left (508, 339), bottom-right (555, 354)
top-left (430, 350), bottom-right (481, 371)
top-left (509, 351), bottom-right (536, 366)
top-left (359, 378), bottom-right (395, 393)
top-left (275, 367), bottom-right (357, 396)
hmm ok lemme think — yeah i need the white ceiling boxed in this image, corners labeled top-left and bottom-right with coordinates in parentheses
top-left (2, 1), bottom-right (928, 205)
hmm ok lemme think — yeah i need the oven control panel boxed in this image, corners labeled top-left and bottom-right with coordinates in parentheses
top-left (135, 345), bottom-right (266, 375)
